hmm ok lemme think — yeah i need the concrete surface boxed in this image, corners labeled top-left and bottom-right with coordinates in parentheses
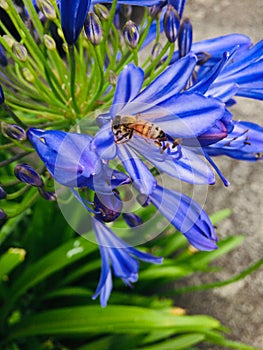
top-left (175, 1), bottom-right (263, 349)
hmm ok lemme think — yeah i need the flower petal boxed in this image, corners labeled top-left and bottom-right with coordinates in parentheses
top-left (117, 144), bottom-right (157, 195)
top-left (129, 137), bottom-right (215, 184)
top-left (110, 64), bottom-right (144, 117)
top-left (149, 185), bottom-right (218, 251)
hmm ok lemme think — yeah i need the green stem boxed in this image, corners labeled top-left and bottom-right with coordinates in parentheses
top-left (84, 46), bottom-right (104, 113)
top-left (2, 104), bottom-right (28, 129)
top-left (68, 45), bottom-right (80, 116)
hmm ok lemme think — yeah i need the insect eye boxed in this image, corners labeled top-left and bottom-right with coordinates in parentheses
top-left (39, 137), bottom-right (46, 144)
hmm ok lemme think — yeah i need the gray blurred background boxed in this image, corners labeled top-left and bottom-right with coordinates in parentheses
top-left (175, 1), bottom-right (263, 348)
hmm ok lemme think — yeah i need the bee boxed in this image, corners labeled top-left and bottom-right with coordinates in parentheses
top-left (112, 114), bottom-right (167, 144)
top-left (112, 114), bottom-right (182, 150)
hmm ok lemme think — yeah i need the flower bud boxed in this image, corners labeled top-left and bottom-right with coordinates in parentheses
top-left (0, 208), bottom-right (7, 221)
top-left (151, 42), bottom-right (162, 60)
top-left (38, 187), bottom-right (57, 201)
top-left (0, 85), bottom-right (4, 104)
top-left (94, 193), bottom-right (122, 223)
top-left (22, 68), bottom-right (35, 83)
top-left (0, 44), bottom-right (7, 67)
top-left (3, 35), bottom-right (15, 48)
top-left (60, 0), bottom-right (91, 45)
top-left (0, 0), bottom-right (8, 10)
top-left (164, 5), bottom-right (180, 43)
top-left (178, 18), bottom-right (192, 58)
top-left (43, 34), bottom-right (56, 50)
top-left (14, 163), bottom-right (44, 187)
top-left (94, 4), bottom-right (109, 21)
top-left (0, 185), bottom-right (7, 200)
top-left (1, 122), bottom-right (27, 141)
top-left (38, 0), bottom-right (56, 20)
top-left (85, 12), bottom-right (103, 46)
top-left (149, 4), bottom-right (165, 19)
top-left (123, 212), bottom-right (143, 227)
top-left (123, 20), bottom-right (139, 49)
top-left (108, 70), bottom-right (117, 86)
top-left (122, 5), bottom-right (132, 19)
top-left (12, 43), bottom-right (28, 62)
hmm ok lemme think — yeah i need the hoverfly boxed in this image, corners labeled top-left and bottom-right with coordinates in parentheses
top-left (112, 114), bottom-right (182, 150)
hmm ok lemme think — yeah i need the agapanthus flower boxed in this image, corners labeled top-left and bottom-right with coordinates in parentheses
top-left (92, 57), bottom-right (227, 193)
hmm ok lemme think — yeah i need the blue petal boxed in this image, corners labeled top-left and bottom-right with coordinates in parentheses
top-left (129, 137), bottom-right (215, 185)
top-left (149, 185), bottom-right (218, 251)
top-left (92, 219), bottom-right (112, 307)
top-left (117, 144), bottom-right (157, 195)
top-left (27, 128), bottom-right (101, 187)
top-left (143, 93), bottom-right (225, 139)
top-left (92, 122), bottom-right (117, 160)
top-left (123, 54), bottom-right (196, 112)
top-left (110, 64), bottom-right (144, 117)
top-left (170, 34), bottom-right (252, 66)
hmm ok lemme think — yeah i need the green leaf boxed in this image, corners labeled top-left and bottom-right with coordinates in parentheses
top-left (209, 208), bottom-right (232, 225)
top-left (0, 248), bottom-right (26, 281)
top-left (139, 333), bottom-right (206, 350)
top-left (8, 306), bottom-right (220, 340)
top-left (0, 236), bottom-right (97, 328)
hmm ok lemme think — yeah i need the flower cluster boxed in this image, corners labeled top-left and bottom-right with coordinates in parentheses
top-left (1, 0), bottom-right (263, 306)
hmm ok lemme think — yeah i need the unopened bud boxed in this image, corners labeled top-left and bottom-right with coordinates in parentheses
top-left (0, 208), bottom-right (7, 221)
top-left (149, 4), bottom-right (165, 19)
top-left (43, 34), bottom-right (56, 50)
top-left (0, 0), bottom-right (8, 10)
top-left (122, 5), bottom-right (132, 18)
top-left (0, 85), bottom-right (4, 104)
top-left (38, 187), bottom-right (57, 201)
top-left (94, 4), bottom-right (110, 21)
top-left (164, 5), bottom-right (180, 43)
top-left (14, 164), bottom-right (44, 187)
top-left (85, 12), bottom-right (103, 45)
top-left (123, 20), bottom-right (139, 49)
top-left (123, 212), bottom-right (143, 227)
top-left (108, 70), bottom-right (117, 86)
top-left (1, 122), bottom-right (27, 141)
top-left (94, 193), bottom-right (122, 223)
top-left (0, 44), bottom-right (7, 66)
top-left (12, 43), bottom-right (28, 62)
top-left (22, 67), bottom-right (34, 82)
top-left (178, 18), bottom-right (192, 58)
top-left (38, 0), bottom-right (56, 20)
top-left (0, 185), bottom-right (7, 200)
top-left (62, 42), bottom-right (68, 53)
top-left (151, 42), bottom-right (162, 60)
top-left (3, 35), bottom-right (15, 48)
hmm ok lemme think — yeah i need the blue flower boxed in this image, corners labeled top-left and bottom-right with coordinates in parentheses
top-left (91, 217), bottom-right (163, 307)
top-left (149, 185), bottom-right (217, 251)
top-left (93, 58), bottom-right (227, 192)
